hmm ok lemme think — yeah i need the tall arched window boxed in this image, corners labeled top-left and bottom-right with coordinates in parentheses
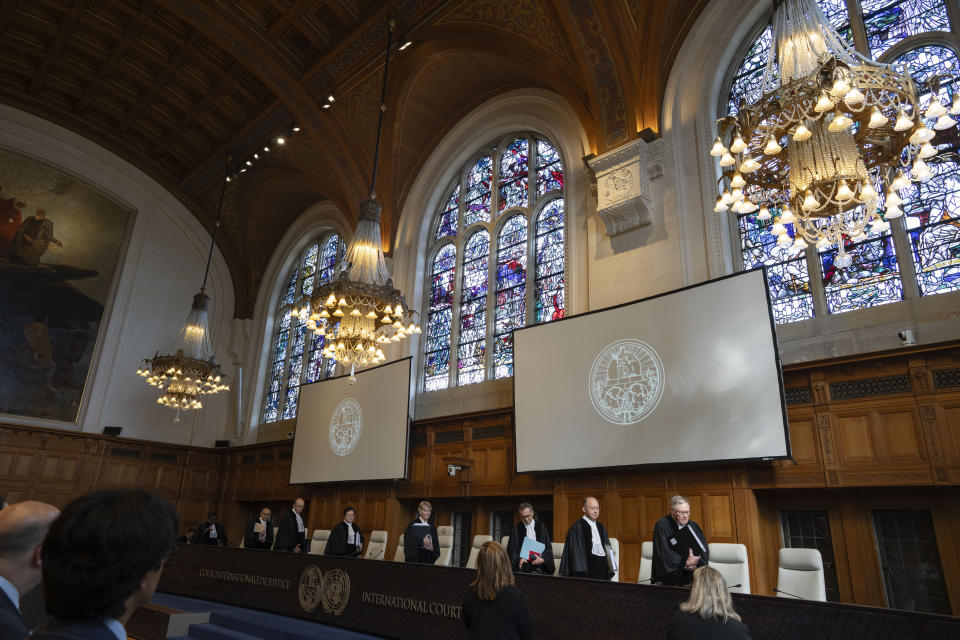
top-left (724, 0), bottom-right (960, 324)
top-left (262, 233), bottom-right (343, 422)
top-left (423, 133), bottom-right (565, 391)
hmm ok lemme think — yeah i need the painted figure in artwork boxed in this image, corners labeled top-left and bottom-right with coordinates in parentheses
top-left (9, 209), bottom-right (62, 266)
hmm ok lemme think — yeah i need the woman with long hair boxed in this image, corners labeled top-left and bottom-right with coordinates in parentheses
top-left (463, 541), bottom-right (533, 640)
top-left (668, 566), bottom-right (752, 639)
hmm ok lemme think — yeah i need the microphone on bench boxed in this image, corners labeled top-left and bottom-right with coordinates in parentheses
top-left (773, 587), bottom-right (803, 598)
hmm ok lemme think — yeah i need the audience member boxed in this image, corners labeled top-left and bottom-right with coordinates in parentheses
top-left (463, 541), bottom-right (532, 640)
top-left (325, 506), bottom-right (364, 557)
top-left (276, 498), bottom-right (306, 552)
top-left (31, 489), bottom-right (178, 640)
top-left (243, 507), bottom-right (274, 550)
top-left (653, 495), bottom-right (709, 586)
top-left (404, 501), bottom-right (439, 564)
top-left (506, 502), bottom-right (554, 575)
top-left (559, 496), bottom-right (614, 580)
top-left (0, 501), bottom-right (59, 638)
top-left (668, 566), bottom-right (752, 639)
top-left (194, 513), bottom-right (227, 547)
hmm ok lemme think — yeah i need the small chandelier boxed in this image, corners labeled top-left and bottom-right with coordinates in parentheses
top-left (302, 17), bottom-right (420, 372)
top-left (710, 0), bottom-right (958, 267)
top-left (137, 157), bottom-right (231, 420)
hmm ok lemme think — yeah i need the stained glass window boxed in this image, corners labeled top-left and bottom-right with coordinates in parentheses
top-left (499, 138), bottom-right (529, 212)
top-left (903, 160), bottom-right (960, 296)
top-left (458, 232), bottom-right (489, 385)
top-left (424, 244), bottom-right (456, 391)
top-left (821, 235), bottom-right (903, 313)
top-left (424, 134), bottom-right (564, 390)
top-left (861, 0), bottom-right (949, 59)
top-left (262, 233), bottom-right (342, 423)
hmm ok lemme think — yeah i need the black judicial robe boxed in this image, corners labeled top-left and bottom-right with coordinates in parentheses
top-left (193, 521), bottom-right (227, 546)
top-left (507, 520), bottom-right (555, 575)
top-left (559, 518), bottom-right (613, 580)
top-left (325, 521), bottom-right (364, 557)
top-left (0, 587), bottom-right (28, 640)
top-left (652, 514), bottom-right (709, 586)
top-left (404, 519), bottom-right (440, 564)
top-left (276, 510), bottom-right (306, 552)
top-left (243, 516), bottom-right (274, 550)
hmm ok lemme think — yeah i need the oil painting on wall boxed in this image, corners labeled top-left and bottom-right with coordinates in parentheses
top-left (0, 148), bottom-right (130, 423)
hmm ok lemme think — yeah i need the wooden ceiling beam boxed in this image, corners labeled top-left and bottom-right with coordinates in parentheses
top-left (28, 0), bottom-right (91, 95)
top-left (324, 0), bottom-right (358, 26)
top-left (75, 1), bottom-right (157, 113)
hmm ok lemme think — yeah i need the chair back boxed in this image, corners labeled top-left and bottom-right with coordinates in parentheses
top-left (777, 548), bottom-right (827, 601)
top-left (465, 534), bottom-right (493, 569)
top-left (500, 535), bottom-right (510, 550)
top-left (551, 542), bottom-right (564, 576)
top-left (638, 541), bottom-right (653, 583)
top-left (435, 534), bottom-right (455, 566)
top-left (393, 536), bottom-right (405, 562)
top-left (364, 530), bottom-right (388, 560)
top-left (608, 537), bottom-right (620, 582)
top-left (437, 525), bottom-right (453, 537)
top-left (308, 529), bottom-right (331, 555)
top-left (708, 543), bottom-right (751, 594)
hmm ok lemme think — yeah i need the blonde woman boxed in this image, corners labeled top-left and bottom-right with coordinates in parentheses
top-left (668, 566), bottom-right (751, 639)
top-left (463, 542), bottom-right (532, 640)
top-left (403, 500), bottom-right (439, 564)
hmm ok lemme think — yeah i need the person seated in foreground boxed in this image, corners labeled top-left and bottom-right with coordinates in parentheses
top-left (668, 566), bottom-right (752, 639)
top-left (559, 496), bottom-right (614, 580)
top-left (506, 502), bottom-right (554, 575)
top-left (194, 512), bottom-right (227, 547)
top-left (243, 507), bottom-right (274, 550)
top-left (325, 506), bottom-right (364, 557)
top-left (0, 500), bottom-right (60, 638)
top-left (31, 489), bottom-right (179, 640)
top-left (404, 500), bottom-right (440, 564)
top-left (463, 541), bottom-right (533, 640)
top-left (652, 495), bottom-right (709, 586)
top-left (276, 498), bottom-right (307, 552)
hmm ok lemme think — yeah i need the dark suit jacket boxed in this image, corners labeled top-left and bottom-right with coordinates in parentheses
top-left (506, 520), bottom-right (555, 575)
top-left (30, 620), bottom-right (118, 640)
top-left (667, 610), bottom-right (752, 640)
top-left (0, 588), bottom-right (28, 639)
top-left (193, 521), bottom-right (227, 546)
top-left (276, 510), bottom-right (306, 551)
top-left (243, 516), bottom-right (275, 550)
top-left (462, 585), bottom-right (532, 640)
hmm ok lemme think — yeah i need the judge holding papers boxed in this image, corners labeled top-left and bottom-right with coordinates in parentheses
top-left (243, 507), bottom-right (273, 550)
top-left (559, 497), bottom-right (614, 580)
top-left (653, 495), bottom-right (709, 586)
top-left (325, 506), bottom-right (364, 557)
top-left (404, 500), bottom-right (440, 564)
top-left (507, 502), bottom-right (554, 575)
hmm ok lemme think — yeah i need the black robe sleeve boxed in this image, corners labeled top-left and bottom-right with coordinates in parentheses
top-left (276, 512), bottom-right (298, 551)
top-left (538, 521), bottom-right (556, 575)
top-left (243, 517), bottom-right (258, 548)
top-left (652, 515), bottom-right (682, 583)
top-left (325, 522), bottom-right (364, 556)
top-left (507, 522), bottom-right (524, 569)
top-left (559, 520), bottom-right (587, 576)
top-left (404, 522), bottom-right (439, 563)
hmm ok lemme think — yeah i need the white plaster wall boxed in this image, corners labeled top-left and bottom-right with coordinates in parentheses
top-left (0, 105), bottom-right (235, 446)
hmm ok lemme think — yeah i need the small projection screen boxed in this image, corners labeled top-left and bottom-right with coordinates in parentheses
top-left (513, 269), bottom-right (790, 473)
top-left (291, 357), bottom-right (411, 484)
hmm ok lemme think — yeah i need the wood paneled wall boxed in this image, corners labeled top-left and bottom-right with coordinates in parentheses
top-left (1, 342), bottom-right (959, 613)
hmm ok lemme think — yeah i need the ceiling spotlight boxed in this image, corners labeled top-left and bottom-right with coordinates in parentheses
top-left (263, 145), bottom-right (270, 152)
top-left (322, 103), bottom-right (331, 109)
top-left (292, 126), bottom-right (301, 132)
top-left (245, 160), bottom-right (252, 166)
top-left (399, 38), bottom-right (412, 51)
top-left (327, 94), bottom-right (335, 103)
top-left (225, 176), bottom-right (232, 182)
top-left (253, 153), bottom-right (259, 159)
top-left (275, 137), bottom-right (285, 145)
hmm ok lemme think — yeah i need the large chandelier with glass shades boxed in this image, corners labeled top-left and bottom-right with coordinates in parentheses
top-left (298, 16), bottom-right (420, 373)
top-left (710, 0), bottom-right (959, 267)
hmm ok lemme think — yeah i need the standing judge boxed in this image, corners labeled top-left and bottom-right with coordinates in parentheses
top-left (276, 498), bottom-right (307, 552)
top-left (559, 497), bottom-right (613, 580)
top-left (506, 502), bottom-right (554, 575)
top-left (194, 513), bottom-right (227, 547)
top-left (325, 506), bottom-right (364, 557)
top-left (0, 500), bottom-right (60, 639)
top-left (653, 495), bottom-right (709, 586)
top-left (243, 507), bottom-right (274, 550)
top-left (404, 501), bottom-right (440, 564)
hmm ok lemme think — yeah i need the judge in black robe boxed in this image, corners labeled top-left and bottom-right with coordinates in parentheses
top-left (243, 508), bottom-right (274, 550)
top-left (404, 500), bottom-right (440, 564)
top-left (194, 514), bottom-right (227, 546)
top-left (276, 498), bottom-right (307, 552)
top-left (325, 507), bottom-right (364, 557)
top-left (506, 504), bottom-right (555, 575)
top-left (652, 496), bottom-right (709, 586)
top-left (559, 497), bottom-right (614, 580)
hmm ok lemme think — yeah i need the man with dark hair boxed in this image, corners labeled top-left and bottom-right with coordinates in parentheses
top-left (0, 500), bottom-right (60, 638)
top-left (507, 502), bottom-right (555, 575)
top-left (325, 506), bottom-right (364, 557)
top-left (194, 513), bottom-right (227, 546)
top-left (243, 507), bottom-right (274, 550)
top-left (276, 498), bottom-right (306, 552)
top-left (32, 489), bottom-right (178, 640)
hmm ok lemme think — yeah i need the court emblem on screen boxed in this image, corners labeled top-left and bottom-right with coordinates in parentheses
top-left (298, 565), bottom-right (324, 613)
top-left (588, 339), bottom-right (664, 424)
top-left (329, 398), bottom-right (362, 456)
top-left (321, 568), bottom-right (351, 616)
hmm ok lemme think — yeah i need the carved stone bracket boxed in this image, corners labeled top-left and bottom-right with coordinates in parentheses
top-left (587, 137), bottom-right (664, 237)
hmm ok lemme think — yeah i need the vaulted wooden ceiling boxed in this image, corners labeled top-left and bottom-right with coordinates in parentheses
top-left (0, 0), bottom-right (706, 316)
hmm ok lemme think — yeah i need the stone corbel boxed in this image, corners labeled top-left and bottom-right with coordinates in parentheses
top-left (587, 136), bottom-right (664, 237)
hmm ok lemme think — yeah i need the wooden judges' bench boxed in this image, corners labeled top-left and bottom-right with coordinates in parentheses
top-left (159, 545), bottom-right (960, 639)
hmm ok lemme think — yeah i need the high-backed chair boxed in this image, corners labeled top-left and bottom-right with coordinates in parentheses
top-left (364, 530), bottom-right (388, 560)
top-left (777, 548), bottom-right (827, 601)
top-left (551, 542), bottom-right (564, 576)
top-left (271, 527), bottom-right (279, 550)
top-left (638, 541), bottom-right (653, 583)
top-left (435, 534), bottom-right (454, 566)
top-left (466, 535), bottom-right (493, 569)
top-left (708, 543), bottom-right (751, 594)
top-left (437, 525), bottom-right (453, 537)
top-left (608, 537), bottom-right (621, 582)
top-left (500, 535), bottom-right (510, 550)
top-left (393, 536), bottom-right (405, 562)
top-left (308, 529), bottom-right (331, 555)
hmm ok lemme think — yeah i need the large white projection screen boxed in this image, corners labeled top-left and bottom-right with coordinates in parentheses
top-left (514, 269), bottom-right (790, 473)
top-left (291, 358), bottom-right (411, 484)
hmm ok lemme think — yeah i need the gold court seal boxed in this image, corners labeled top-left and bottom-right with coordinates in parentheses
top-left (298, 565), bottom-right (324, 613)
top-left (321, 568), bottom-right (351, 616)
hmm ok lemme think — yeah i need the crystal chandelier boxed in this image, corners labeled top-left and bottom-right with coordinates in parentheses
top-left (136, 158), bottom-right (230, 420)
top-left (301, 17), bottom-right (420, 372)
top-left (710, 0), bottom-right (958, 267)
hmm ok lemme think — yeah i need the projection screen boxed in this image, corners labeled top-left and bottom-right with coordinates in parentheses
top-left (513, 269), bottom-right (790, 473)
top-left (291, 357), bottom-right (411, 484)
